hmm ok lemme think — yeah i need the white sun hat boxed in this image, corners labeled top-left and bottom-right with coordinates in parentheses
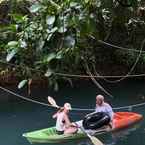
top-left (64, 103), bottom-right (72, 110)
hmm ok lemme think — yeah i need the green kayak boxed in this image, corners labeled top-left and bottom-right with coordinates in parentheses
top-left (23, 112), bottom-right (142, 144)
top-left (23, 127), bottom-right (86, 143)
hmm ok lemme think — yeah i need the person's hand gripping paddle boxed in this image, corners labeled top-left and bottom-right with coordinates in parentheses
top-left (47, 96), bottom-right (104, 145)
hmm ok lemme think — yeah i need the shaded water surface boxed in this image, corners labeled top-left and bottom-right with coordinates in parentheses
top-left (1, 80), bottom-right (145, 145)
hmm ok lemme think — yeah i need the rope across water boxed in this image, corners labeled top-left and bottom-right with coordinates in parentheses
top-left (0, 86), bottom-right (145, 112)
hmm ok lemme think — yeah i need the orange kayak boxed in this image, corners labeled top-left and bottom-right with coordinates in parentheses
top-left (113, 112), bottom-right (143, 131)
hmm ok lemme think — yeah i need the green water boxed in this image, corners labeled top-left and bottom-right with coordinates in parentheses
top-left (1, 80), bottom-right (145, 145)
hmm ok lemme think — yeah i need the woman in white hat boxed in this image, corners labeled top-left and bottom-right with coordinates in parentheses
top-left (52, 103), bottom-right (78, 135)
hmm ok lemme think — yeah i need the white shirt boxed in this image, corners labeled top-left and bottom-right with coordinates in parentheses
top-left (56, 112), bottom-right (65, 131)
top-left (95, 103), bottom-right (114, 120)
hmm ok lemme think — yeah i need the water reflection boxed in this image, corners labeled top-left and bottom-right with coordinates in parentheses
top-left (75, 124), bottom-right (141, 145)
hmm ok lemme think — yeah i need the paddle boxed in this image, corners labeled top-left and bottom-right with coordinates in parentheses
top-left (47, 96), bottom-right (104, 145)
top-left (48, 96), bottom-right (60, 108)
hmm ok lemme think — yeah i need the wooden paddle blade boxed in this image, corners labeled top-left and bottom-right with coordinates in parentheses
top-left (48, 96), bottom-right (59, 108)
top-left (89, 136), bottom-right (104, 145)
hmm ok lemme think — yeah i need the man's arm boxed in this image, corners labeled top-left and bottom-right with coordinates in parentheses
top-left (105, 103), bottom-right (114, 121)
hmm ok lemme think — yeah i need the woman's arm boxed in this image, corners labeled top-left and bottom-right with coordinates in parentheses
top-left (64, 114), bottom-right (71, 128)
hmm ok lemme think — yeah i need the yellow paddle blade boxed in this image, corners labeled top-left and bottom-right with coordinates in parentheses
top-left (48, 96), bottom-right (59, 108)
top-left (89, 136), bottom-right (104, 145)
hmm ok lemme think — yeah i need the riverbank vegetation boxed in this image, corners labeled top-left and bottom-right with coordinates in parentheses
top-left (0, 0), bottom-right (145, 90)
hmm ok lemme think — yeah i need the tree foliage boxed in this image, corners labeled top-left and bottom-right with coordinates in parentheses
top-left (0, 0), bottom-right (145, 89)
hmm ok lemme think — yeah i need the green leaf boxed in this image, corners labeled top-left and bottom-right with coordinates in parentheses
top-left (37, 38), bottom-right (45, 51)
top-left (19, 40), bottom-right (27, 48)
top-left (48, 0), bottom-right (61, 10)
top-left (8, 24), bottom-right (18, 32)
top-left (46, 27), bottom-right (58, 41)
top-left (56, 51), bottom-right (63, 59)
top-left (7, 41), bottom-right (18, 47)
top-left (70, 2), bottom-right (78, 7)
top-left (6, 49), bottom-right (18, 62)
top-left (84, 0), bottom-right (89, 4)
top-left (46, 15), bottom-right (56, 25)
top-left (58, 26), bottom-right (67, 33)
top-left (11, 14), bottom-right (27, 23)
top-left (96, 1), bottom-right (101, 7)
top-left (47, 33), bottom-right (53, 41)
top-left (45, 68), bottom-right (53, 77)
top-left (30, 3), bottom-right (42, 13)
top-left (47, 53), bottom-right (56, 63)
top-left (18, 80), bottom-right (28, 89)
top-left (47, 27), bottom-right (58, 34)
